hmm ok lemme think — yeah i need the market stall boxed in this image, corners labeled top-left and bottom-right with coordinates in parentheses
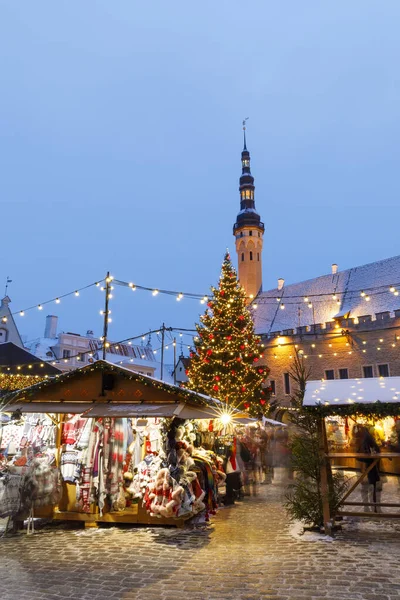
top-left (303, 376), bottom-right (400, 531)
top-left (0, 361), bottom-right (226, 528)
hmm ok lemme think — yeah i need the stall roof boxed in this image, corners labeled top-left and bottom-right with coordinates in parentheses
top-left (1, 359), bottom-right (222, 412)
top-left (304, 377), bottom-right (400, 407)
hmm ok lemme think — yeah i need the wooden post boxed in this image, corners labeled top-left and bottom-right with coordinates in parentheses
top-left (173, 337), bottom-right (177, 385)
top-left (318, 416), bottom-right (332, 534)
top-left (102, 272), bottom-right (111, 360)
top-left (160, 323), bottom-right (165, 381)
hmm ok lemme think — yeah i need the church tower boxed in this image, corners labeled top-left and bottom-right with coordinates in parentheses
top-left (233, 124), bottom-right (264, 299)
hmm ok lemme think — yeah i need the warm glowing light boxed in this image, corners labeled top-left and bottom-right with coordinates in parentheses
top-left (390, 286), bottom-right (396, 293)
top-left (365, 295), bottom-right (370, 302)
top-left (55, 298), bottom-right (60, 304)
top-left (280, 303), bottom-right (285, 310)
top-left (220, 413), bottom-right (231, 426)
top-left (38, 305), bottom-right (43, 310)
top-left (19, 311), bottom-right (24, 316)
top-left (360, 291), bottom-right (366, 297)
top-left (304, 297), bottom-right (309, 303)
top-left (152, 289), bottom-right (159, 296)
top-left (75, 291), bottom-right (79, 296)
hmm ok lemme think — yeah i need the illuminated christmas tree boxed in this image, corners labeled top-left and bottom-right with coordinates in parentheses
top-left (187, 252), bottom-right (270, 417)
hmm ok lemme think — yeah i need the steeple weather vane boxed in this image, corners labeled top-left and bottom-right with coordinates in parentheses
top-left (242, 117), bottom-right (249, 150)
top-left (4, 276), bottom-right (12, 297)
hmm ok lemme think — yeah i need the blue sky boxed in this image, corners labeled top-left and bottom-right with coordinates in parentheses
top-left (1, 1), bottom-right (400, 349)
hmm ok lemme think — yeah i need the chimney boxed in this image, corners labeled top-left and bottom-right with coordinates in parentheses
top-left (332, 264), bottom-right (338, 275)
top-left (44, 315), bottom-right (58, 339)
top-left (277, 278), bottom-right (285, 291)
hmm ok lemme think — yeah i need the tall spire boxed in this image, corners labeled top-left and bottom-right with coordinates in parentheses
top-left (233, 123), bottom-right (265, 299)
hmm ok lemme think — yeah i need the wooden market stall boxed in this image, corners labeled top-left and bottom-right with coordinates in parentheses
top-left (1, 360), bottom-right (222, 527)
top-left (303, 376), bottom-right (400, 533)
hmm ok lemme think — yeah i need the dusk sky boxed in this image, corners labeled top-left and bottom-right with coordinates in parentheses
top-left (1, 1), bottom-right (400, 351)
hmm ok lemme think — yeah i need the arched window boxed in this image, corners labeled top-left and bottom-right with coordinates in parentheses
top-left (241, 190), bottom-right (246, 200)
top-left (250, 251), bottom-right (253, 261)
top-left (245, 189), bottom-right (251, 199)
top-left (257, 253), bottom-right (260, 261)
top-left (249, 230), bottom-right (253, 236)
top-left (0, 328), bottom-right (8, 343)
top-left (241, 253), bottom-right (244, 262)
top-left (240, 232), bottom-right (243, 237)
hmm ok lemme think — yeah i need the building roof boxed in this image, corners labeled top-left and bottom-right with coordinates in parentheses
top-left (0, 342), bottom-right (61, 375)
top-left (253, 254), bottom-right (400, 334)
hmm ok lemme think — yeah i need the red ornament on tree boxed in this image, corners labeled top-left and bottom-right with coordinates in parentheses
top-left (260, 399), bottom-right (266, 405)
top-left (231, 370), bottom-right (236, 375)
top-left (207, 302), bottom-right (213, 308)
top-left (244, 402), bottom-right (250, 409)
top-left (253, 357), bottom-right (259, 362)
top-left (209, 334), bottom-right (214, 339)
top-left (241, 386), bottom-right (246, 392)
top-left (239, 315), bottom-right (244, 321)
top-left (226, 336), bottom-right (232, 341)
top-left (214, 376), bottom-right (220, 381)
top-left (240, 345), bottom-right (245, 350)
top-left (258, 368), bottom-right (264, 374)
top-left (207, 349), bottom-right (212, 356)
top-left (213, 384), bottom-right (219, 391)
top-left (220, 290), bottom-right (225, 296)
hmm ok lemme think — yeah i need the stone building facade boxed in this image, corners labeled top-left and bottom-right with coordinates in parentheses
top-left (232, 134), bottom-right (400, 408)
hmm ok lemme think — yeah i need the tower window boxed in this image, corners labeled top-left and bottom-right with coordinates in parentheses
top-left (258, 232), bottom-right (261, 238)
top-left (245, 189), bottom-right (251, 199)
top-left (240, 232), bottom-right (243, 238)
top-left (250, 251), bottom-right (253, 261)
top-left (241, 253), bottom-right (244, 262)
top-left (257, 253), bottom-right (260, 261)
top-left (249, 230), bottom-right (252, 236)
top-left (242, 159), bottom-right (250, 167)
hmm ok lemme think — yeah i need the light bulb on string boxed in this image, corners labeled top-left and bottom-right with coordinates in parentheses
top-left (177, 293), bottom-right (183, 301)
top-left (390, 286), bottom-right (396, 293)
top-left (365, 295), bottom-right (370, 302)
top-left (304, 297), bottom-right (309, 303)
top-left (308, 302), bottom-right (312, 308)
top-left (75, 291), bottom-right (79, 297)
top-left (19, 311), bottom-right (24, 317)
top-left (280, 303), bottom-right (285, 310)
top-left (38, 305), bottom-right (43, 311)
top-left (360, 291), bottom-right (366, 297)
top-left (332, 294), bottom-right (337, 300)
top-left (55, 298), bottom-right (60, 304)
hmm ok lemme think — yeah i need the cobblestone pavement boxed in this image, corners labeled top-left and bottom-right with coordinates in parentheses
top-left (1, 481), bottom-right (400, 600)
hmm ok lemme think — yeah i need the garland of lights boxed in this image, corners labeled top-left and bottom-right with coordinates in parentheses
top-left (0, 373), bottom-right (48, 393)
top-left (304, 402), bottom-right (400, 420)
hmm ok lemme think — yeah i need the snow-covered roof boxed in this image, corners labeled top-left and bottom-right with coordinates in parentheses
top-left (304, 377), bottom-right (400, 406)
top-left (253, 254), bottom-right (400, 334)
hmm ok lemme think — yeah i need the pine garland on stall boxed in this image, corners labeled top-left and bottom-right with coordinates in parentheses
top-left (187, 252), bottom-right (271, 417)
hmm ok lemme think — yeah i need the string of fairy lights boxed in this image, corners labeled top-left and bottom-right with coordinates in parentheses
top-left (2, 272), bottom-right (400, 325)
top-left (2, 271), bottom-right (400, 374)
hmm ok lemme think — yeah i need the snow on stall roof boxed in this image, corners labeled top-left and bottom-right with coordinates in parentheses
top-left (2, 360), bottom-right (222, 408)
top-left (253, 254), bottom-right (400, 334)
top-left (303, 377), bottom-right (400, 406)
